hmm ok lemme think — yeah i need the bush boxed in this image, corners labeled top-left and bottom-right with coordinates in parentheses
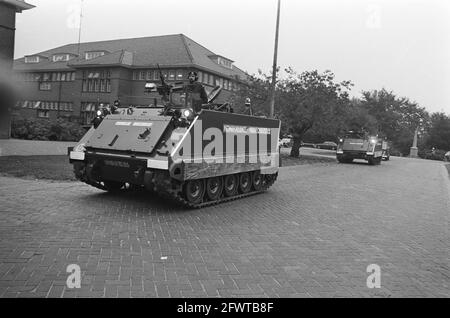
top-left (11, 116), bottom-right (86, 141)
top-left (418, 149), bottom-right (447, 161)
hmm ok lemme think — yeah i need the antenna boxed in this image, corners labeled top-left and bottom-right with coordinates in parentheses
top-left (77, 0), bottom-right (84, 57)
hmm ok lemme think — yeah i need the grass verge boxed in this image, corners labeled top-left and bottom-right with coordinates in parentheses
top-left (0, 156), bottom-right (75, 181)
top-left (0, 153), bottom-right (336, 181)
top-left (281, 153), bottom-right (336, 167)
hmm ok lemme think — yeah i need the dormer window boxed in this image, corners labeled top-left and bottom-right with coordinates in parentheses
top-left (217, 57), bottom-right (233, 69)
top-left (85, 51), bottom-right (105, 60)
top-left (209, 55), bottom-right (234, 69)
top-left (25, 56), bottom-right (40, 64)
top-left (52, 54), bottom-right (70, 62)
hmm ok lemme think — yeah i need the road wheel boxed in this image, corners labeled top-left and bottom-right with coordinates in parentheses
top-left (252, 171), bottom-right (263, 191)
top-left (205, 177), bottom-right (223, 201)
top-left (103, 181), bottom-right (125, 192)
top-left (368, 157), bottom-right (375, 165)
top-left (184, 179), bottom-right (205, 204)
top-left (239, 172), bottom-right (252, 194)
top-left (223, 174), bottom-right (238, 197)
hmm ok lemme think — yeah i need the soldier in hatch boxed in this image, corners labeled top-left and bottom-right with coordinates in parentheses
top-left (185, 71), bottom-right (208, 113)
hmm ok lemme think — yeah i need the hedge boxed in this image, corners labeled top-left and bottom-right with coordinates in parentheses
top-left (11, 116), bottom-right (86, 141)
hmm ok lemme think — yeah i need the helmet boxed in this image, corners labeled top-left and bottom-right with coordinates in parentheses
top-left (188, 71), bottom-right (198, 81)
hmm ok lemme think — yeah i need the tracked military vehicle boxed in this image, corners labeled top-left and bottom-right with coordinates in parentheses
top-left (69, 73), bottom-right (280, 208)
top-left (336, 131), bottom-right (382, 165)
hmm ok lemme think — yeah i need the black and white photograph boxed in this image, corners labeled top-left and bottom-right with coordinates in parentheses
top-left (0, 0), bottom-right (449, 302)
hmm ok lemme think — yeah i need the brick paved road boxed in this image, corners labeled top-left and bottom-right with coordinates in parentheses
top-left (0, 157), bottom-right (448, 298)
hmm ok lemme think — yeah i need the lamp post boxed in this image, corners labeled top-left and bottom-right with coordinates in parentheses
top-left (269, 0), bottom-right (281, 118)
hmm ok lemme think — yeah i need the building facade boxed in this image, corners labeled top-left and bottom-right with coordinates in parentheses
top-left (13, 34), bottom-right (248, 126)
top-left (0, 0), bottom-right (34, 138)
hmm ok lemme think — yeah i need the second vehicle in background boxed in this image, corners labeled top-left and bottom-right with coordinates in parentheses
top-left (315, 141), bottom-right (337, 150)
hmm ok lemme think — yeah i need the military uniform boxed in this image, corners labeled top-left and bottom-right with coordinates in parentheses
top-left (185, 82), bottom-right (208, 113)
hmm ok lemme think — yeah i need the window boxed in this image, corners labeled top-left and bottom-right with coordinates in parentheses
top-left (82, 69), bottom-right (111, 93)
top-left (153, 71), bottom-right (159, 80)
top-left (216, 57), bottom-right (233, 69)
top-left (60, 102), bottom-right (71, 111)
top-left (209, 74), bottom-right (214, 86)
top-left (39, 82), bottom-right (51, 91)
top-left (168, 70), bottom-right (175, 81)
top-left (176, 70), bottom-right (184, 81)
top-left (43, 73), bottom-right (50, 82)
top-left (37, 110), bottom-right (49, 118)
top-left (85, 51), bottom-right (105, 60)
top-left (71, 72), bottom-right (76, 81)
top-left (25, 56), bottom-right (40, 64)
top-left (133, 71), bottom-right (138, 81)
top-left (146, 71), bottom-right (153, 81)
top-left (61, 73), bottom-right (66, 81)
top-left (53, 54), bottom-right (70, 62)
top-left (139, 71), bottom-right (146, 80)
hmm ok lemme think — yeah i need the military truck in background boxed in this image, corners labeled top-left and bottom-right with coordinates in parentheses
top-left (336, 131), bottom-right (382, 165)
top-left (69, 72), bottom-right (281, 208)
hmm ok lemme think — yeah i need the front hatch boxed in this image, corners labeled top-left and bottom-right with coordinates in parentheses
top-left (86, 116), bottom-right (172, 153)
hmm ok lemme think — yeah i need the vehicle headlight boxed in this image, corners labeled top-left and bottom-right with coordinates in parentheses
top-left (74, 143), bottom-right (86, 153)
top-left (182, 108), bottom-right (194, 120)
top-left (370, 138), bottom-right (377, 144)
top-left (96, 110), bottom-right (103, 116)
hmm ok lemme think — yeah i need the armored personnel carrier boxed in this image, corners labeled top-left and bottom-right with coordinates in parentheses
top-left (336, 131), bottom-right (382, 165)
top-left (69, 76), bottom-right (280, 208)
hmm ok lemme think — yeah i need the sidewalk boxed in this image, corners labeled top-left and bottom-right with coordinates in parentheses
top-left (0, 139), bottom-right (76, 156)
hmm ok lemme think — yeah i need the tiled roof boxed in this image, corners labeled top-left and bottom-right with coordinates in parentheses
top-left (68, 50), bottom-right (126, 67)
top-left (13, 34), bottom-right (249, 80)
top-left (1, 0), bottom-right (35, 12)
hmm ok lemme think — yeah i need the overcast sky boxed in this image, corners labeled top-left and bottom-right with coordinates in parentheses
top-left (14, 0), bottom-right (450, 114)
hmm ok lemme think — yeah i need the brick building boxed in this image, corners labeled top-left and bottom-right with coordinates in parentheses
top-left (12, 34), bottom-right (249, 126)
top-left (0, 0), bottom-right (34, 138)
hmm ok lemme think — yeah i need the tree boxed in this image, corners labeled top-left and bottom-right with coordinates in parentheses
top-left (424, 112), bottom-right (450, 150)
top-left (233, 70), bottom-right (272, 117)
top-left (277, 69), bottom-right (353, 157)
top-left (359, 89), bottom-right (429, 155)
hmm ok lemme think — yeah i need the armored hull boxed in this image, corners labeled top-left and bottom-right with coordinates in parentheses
top-left (69, 107), bottom-right (280, 208)
top-left (336, 132), bottom-right (382, 165)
